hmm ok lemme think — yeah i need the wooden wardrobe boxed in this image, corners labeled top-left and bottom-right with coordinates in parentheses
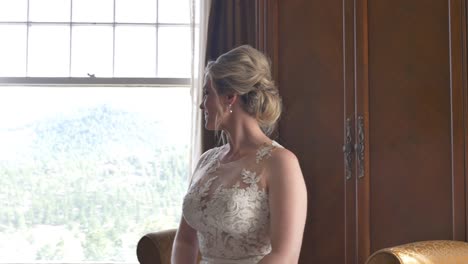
top-left (258, 0), bottom-right (468, 263)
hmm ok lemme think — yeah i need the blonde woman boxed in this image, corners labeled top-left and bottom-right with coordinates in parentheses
top-left (172, 45), bottom-right (307, 264)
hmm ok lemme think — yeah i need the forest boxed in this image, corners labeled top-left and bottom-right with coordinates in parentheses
top-left (0, 104), bottom-right (190, 261)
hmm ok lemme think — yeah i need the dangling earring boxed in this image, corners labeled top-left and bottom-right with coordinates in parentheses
top-left (228, 104), bottom-right (233, 113)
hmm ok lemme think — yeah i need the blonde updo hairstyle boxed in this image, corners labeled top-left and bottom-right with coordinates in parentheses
top-left (205, 45), bottom-right (282, 136)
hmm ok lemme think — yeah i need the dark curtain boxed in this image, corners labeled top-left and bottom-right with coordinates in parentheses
top-left (202, 0), bottom-right (257, 152)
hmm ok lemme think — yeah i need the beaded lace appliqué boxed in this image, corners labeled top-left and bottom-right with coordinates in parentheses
top-left (183, 142), bottom-right (282, 262)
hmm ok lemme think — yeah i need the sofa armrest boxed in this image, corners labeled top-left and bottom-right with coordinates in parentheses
top-left (136, 229), bottom-right (177, 264)
top-left (365, 240), bottom-right (468, 264)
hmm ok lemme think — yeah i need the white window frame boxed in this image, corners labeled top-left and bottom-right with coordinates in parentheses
top-left (0, 77), bottom-right (190, 87)
top-left (0, 0), bottom-right (193, 80)
top-left (0, 0), bottom-right (194, 262)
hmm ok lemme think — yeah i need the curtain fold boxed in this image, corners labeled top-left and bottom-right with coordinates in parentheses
top-left (190, 0), bottom-right (211, 172)
top-left (206, 0), bottom-right (257, 61)
top-left (202, 0), bottom-right (258, 152)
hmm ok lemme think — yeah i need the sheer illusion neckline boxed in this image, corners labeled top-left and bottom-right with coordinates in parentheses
top-left (217, 141), bottom-right (275, 166)
top-left (182, 140), bottom-right (282, 262)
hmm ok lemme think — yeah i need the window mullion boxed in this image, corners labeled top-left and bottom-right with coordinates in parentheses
top-left (25, 0), bottom-right (30, 76)
top-left (0, 21), bottom-right (191, 26)
top-left (112, 0), bottom-right (116, 77)
top-left (0, 77), bottom-right (191, 86)
top-left (155, 0), bottom-right (159, 77)
top-left (69, 0), bottom-right (73, 77)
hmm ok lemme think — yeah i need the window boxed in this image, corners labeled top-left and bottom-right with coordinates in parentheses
top-left (0, 0), bottom-right (192, 78)
top-left (0, 0), bottom-right (196, 262)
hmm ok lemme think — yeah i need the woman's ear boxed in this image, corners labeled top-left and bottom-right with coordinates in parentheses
top-left (226, 93), bottom-right (238, 106)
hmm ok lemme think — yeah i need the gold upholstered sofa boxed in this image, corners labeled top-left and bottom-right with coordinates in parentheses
top-left (365, 240), bottom-right (468, 264)
top-left (136, 230), bottom-right (468, 264)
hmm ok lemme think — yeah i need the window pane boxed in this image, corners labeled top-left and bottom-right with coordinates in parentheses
top-left (0, 86), bottom-right (190, 262)
top-left (115, 26), bottom-right (156, 77)
top-left (158, 0), bottom-right (190, 24)
top-left (0, 25), bottom-right (27, 76)
top-left (158, 26), bottom-right (190, 77)
top-left (73, 0), bottom-right (113, 22)
top-left (29, 0), bottom-right (71, 22)
top-left (28, 25), bottom-right (70, 77)
top-left (0, 0), bottom-right (27, 22)
top-left (115, 0), bottom-right (156, 23)
top-left (71, 26), bottom-right (113, 77)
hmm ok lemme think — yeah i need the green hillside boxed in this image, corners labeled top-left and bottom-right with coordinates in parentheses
top-left (0, 104), bottom-right (189, 261)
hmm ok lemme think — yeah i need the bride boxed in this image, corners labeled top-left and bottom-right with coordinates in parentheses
top-left (171, 45), bottom-right (307, 264)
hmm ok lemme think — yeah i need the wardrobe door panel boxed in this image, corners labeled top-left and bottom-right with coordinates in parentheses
top-left (362, 0), bottom-right (465, 256)
top-left (277, 0), bottom-right (348, 263)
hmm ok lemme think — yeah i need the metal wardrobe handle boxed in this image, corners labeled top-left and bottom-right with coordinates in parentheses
top-left (355, 115), bottom-right (365, 179)
top-left (343, 118), bottom-right (353, 180)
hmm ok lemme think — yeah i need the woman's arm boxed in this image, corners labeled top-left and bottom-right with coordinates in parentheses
top-left (171, 148), bottom-right (214, 263)
top-left (171, 216), bottom-right (199, 264)
top-left (259, 149), bottom-right (308, 264)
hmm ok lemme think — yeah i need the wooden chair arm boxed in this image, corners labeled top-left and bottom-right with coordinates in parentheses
top-left (136, 229), bottom-right (177, 264)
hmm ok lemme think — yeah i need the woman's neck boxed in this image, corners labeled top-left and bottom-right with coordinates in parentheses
top-left (222, 118), bottom-right (271, 159)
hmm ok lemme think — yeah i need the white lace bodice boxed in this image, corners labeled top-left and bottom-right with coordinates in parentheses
top-left (182, 141), bottom-right (282, 264)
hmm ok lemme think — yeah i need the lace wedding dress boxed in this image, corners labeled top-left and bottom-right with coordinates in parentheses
top-left (183, 141), bottom-right (282, 264)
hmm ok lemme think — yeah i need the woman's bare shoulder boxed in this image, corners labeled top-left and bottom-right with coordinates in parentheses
top-left (264, 145), bottom-right (301, 179)
top-left (269, 145), bottom-right (299, 164)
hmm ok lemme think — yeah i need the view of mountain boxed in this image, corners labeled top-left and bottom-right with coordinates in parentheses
top-left (0, 103), bottom-right (190, 261)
